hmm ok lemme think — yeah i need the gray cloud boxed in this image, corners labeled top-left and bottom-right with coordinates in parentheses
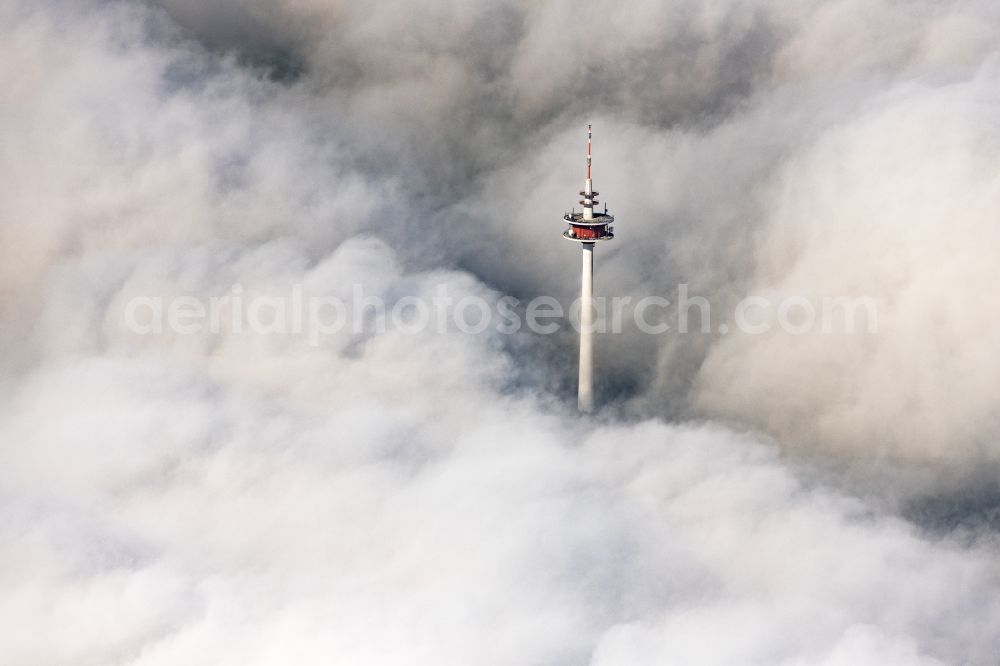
top-left (4, 0), bottom-right (1000, 662)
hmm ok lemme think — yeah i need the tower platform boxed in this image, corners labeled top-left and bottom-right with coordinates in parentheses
top-left (563, 212), bottom-right (615, 242)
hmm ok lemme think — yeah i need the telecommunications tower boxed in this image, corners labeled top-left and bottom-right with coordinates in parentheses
top-left (563, 125), bottom-right (615, 412)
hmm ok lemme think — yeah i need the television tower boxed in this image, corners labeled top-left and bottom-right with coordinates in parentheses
top-left (563, 124), bottom-right (615, 412)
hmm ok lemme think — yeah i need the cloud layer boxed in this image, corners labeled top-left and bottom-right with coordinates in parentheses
top-left (3, 0), bottom-right (1000, 663)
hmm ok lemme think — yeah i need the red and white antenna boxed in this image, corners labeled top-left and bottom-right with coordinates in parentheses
top-left (562, 125), bottom-right (616, 412)
top-left (587, 124), bottom-right (592, 181)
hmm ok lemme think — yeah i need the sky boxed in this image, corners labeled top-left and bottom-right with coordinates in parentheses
top-left (2, 0), bottom-right (1000, 663)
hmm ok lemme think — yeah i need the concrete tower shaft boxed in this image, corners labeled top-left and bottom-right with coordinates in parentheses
top-left (579, 243), bottom-right (595, 412)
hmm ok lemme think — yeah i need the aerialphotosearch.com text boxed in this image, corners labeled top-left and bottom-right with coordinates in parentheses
top-left (123, 283), bottom-right (878, 344)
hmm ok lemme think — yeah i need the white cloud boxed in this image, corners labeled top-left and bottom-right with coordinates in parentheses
top-left (3, 0), bottom-right (1000, 663)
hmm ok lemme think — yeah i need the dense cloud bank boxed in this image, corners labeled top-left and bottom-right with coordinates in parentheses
top-left (2, 0), bottom-right (1000, 663)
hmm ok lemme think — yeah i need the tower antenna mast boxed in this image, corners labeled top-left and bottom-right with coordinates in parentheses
top-left (562, 125), bottom-right (615, 412)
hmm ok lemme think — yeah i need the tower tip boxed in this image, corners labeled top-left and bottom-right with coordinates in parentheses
top-left (586, 124), bottom-right (592, 181)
